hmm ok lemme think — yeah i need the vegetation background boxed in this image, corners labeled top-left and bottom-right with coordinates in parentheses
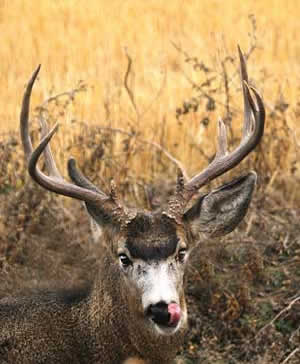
top-left (0, 0), bottom-right (299, 363)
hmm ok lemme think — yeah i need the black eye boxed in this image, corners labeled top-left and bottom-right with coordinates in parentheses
top-left (119, 254), bottom-right (132, 268)
top-left (177, 249), bottom-right (187, 263)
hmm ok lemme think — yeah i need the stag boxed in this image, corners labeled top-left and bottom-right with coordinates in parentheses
top-left (0, 47), bottom-right (265, 364)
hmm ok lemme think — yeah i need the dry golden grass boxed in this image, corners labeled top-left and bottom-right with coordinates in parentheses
top-left (0, 0), bottom-right (299, 186)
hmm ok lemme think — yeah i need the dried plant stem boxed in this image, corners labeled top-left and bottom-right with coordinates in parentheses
top-left (280, 348), bottom-right (300, 364)
top-left (124, 47), bottom-right (139, 117)
top-left (142, 139), bottom-right (189, 180)
top-left (80, 124), bottom-right (189, 180)
top-left (255, 295), bottom-right (300, 338)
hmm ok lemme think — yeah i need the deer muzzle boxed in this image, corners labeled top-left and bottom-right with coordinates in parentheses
top-left (146, 301), bottom-right (181, 328)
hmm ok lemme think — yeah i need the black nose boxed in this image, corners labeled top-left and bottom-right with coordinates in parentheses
top-left (146, 301), bottom-right (170, 326)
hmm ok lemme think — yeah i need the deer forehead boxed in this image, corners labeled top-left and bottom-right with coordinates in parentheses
top-left (120, 212), bottom-right (186, 261)
top-left (125, 236), bottom-right (179, 261)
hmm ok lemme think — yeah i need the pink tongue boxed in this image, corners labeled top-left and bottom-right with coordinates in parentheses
top-left (168, 303), bottom-right (181, 326)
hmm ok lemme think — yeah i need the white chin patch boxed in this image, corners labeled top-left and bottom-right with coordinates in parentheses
top-left (154, 307), bottom-right (188, 336)
top-left (150, 318), bottom-right (181, 336)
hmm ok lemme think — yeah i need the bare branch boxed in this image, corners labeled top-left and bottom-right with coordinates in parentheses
top-left (255, 295), bottom-right (300, 339)
top-left (124, 47), bottom-right (139, 117)
top-left (280, 348), bottom-right (300, 364)
top-left (77, 123), bottom-right (189, 180)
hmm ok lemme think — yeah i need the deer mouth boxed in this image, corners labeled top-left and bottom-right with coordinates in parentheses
top-left (146, 302), bottom-right (181, 334)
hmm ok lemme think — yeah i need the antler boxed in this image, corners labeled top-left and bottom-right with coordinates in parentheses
top-left (168, 46), bottom-right (265, 216)
top-left (21, 46), bottom-right (264, 226)
top-left (20, 65), bottom-right (127, 222)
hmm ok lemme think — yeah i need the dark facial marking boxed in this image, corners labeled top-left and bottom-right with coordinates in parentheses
top-left (126, 236), bottom-right (179, 261)
top-left (125, 213), bottom-right (179, 261)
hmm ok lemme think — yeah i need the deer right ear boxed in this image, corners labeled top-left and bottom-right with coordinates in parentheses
top-left (183, 172), bottom-right (257, 239)
top-left (85, 202), bottom-right (121, 229)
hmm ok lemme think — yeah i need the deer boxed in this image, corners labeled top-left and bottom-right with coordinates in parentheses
top-left (0, 47), bottom-right (265, 364)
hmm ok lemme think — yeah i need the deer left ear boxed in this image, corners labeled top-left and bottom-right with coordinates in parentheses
top-left (183, 172), bottom-right (257, 239)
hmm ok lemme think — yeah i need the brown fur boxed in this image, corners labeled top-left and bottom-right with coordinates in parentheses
top-left (0, 217), bottom-right (187, 364)
top-left (123, 359), bottom-right (146, 364)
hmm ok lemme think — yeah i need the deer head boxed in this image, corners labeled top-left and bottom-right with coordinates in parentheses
top-left (20, 47), bottom-right (264, 337)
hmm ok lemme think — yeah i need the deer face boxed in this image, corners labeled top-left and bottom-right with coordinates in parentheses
top-left (92, 173), bottom-right (257, 336)
top-left (115, 213), bottom-right (189, 335)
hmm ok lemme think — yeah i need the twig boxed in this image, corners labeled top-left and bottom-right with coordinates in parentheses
top-left (244, 14), bottom-right (259, 61)
top-left (179, 67), bottom-right (237, 112)
top-left (78, 123), bottom-right (189, 180)
top-left (36, 81), bottom-right (86, 114)
top-left (287, 122), bottom-right (300, 149)
top-left (140, 64), bottom-right (167, 120)
top-left (220, 56), bottom-right (234, 139)
top-left (124, 47), bottom-right (139, 117)
top-left (280, 348), bottom-right (300, 364)
top-left (289, 323), bottom-right (300, 343)
top-left (142, 139), bottom-right (189, 180)
top-left (255, 295), bottom-right (300, 338)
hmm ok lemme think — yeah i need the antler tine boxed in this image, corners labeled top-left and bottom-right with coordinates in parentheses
top-left (68, 157), bottom-right (106, 196)
top-left (28, 123), bottom-right (105, 203)
top-left (247, 85), bottom-right (265, 134)
top-left (20, 65), bottom-right (41, 163)
top-left (183, 48), bottom-right (265, 201)
top-left (238, 45), bottom-right (253, 138)
top-left (238, 45), bottom-right (248, 84)
top-left (20, 66), bottom-right (126, 209)
top-left (68, 146), bottom-right (123, 205)
top-left (39, 113), bottom-right (62, 179)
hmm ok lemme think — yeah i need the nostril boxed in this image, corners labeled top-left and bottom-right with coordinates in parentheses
top-left (146, 301), bottom-right (181, 328)
top-left (146, 301), bottom-right (170, 326)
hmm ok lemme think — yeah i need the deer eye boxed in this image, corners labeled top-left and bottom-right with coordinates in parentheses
top-left (119, 254), bottom-right (132, 268)
top-left (176, 249), bottom-right (187, 263)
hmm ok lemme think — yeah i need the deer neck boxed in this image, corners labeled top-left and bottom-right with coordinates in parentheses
top-left (81, 246), bottom-right (186, 362)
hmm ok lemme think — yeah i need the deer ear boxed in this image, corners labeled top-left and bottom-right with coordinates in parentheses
top-left (85, 202), bottom-right (119, 228)
top-left (183, 172), bottom-right (257, 238)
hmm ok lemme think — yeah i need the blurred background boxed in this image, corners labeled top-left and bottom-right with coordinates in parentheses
top-left (0, 0), bottom-right (299, 189)
top-left (0, 1), bottom-right (299, 363)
